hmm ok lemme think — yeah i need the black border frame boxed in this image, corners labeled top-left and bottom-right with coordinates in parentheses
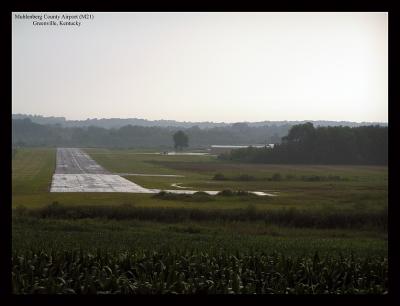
top-left (2, 2), bottom-right (397, 305)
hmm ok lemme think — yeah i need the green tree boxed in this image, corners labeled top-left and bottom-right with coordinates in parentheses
top-left (173, 130), bottom-right (189, 150)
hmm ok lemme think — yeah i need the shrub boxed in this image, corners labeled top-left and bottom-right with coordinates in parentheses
top-left (213, 173), bottom-right (227, 181)
top-left (301, 175), bottom-right (345, 182)
top-left (271, 173), bottom-right (282, 181)
top-left (14, 205), bottom-right (28, 217)
top-left (217, 189), bottom-right (235, 196)
top-left (156, 190), bottom-right (168, 197)
top-left (217, 153), bottom-right (230, 160)
top-left (40, 201), bottom-right (64, 218)
top-left (244, 204), bottom-right (257, 220)
top-left (285, 174), bottom-right (296, 180)
top-left (191, 192), bottom-right (214, 202)
top-left (236, 174), bottom-right (257, 181)
top-left (153, 191), bottom-right (213, 202)
top-left (301, 175), bottom-right (319, 181)
top-left (168, 225), bottom-right (202, 234)
top-left (193, 191), bottom-right (209, 196)
top-left (327, 175), bottom-right (346, 181)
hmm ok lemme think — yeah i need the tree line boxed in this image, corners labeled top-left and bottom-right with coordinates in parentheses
top-left (12, 118), bottom-right (286, 148)
top-left (220, 123), bottom-right (388, 165)
top-left (13, 113), bottom-right (386, 129)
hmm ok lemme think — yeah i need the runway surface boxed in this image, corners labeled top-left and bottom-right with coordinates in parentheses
top-left (54, 147), bottom-right (109, 174)
top-left (51, 148), bottom-right (152, 193)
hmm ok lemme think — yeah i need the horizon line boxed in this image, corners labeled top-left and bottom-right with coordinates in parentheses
top-left (12, 113), bottom-right (389, 124)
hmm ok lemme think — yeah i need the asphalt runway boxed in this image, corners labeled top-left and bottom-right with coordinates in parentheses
top-left (55, 148), bottom-right (110, 174)
top-left (51, 148), bottom-right (152, 193)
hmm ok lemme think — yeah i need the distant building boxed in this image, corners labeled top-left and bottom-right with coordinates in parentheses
top-left (210, 144), bottom-right (274, 155)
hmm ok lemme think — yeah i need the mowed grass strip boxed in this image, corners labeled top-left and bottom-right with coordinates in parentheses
top-left (12, 148), bottom-right (56, 195)
top-left (148, 160), bottom-right (388, 179)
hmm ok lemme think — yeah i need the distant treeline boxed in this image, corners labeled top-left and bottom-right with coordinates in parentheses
top-left (220, 123), bottom-right (388, 165)
top-left (12, 118), bottom-right (286, 148)
top-left (12, 113), bottom-right (387, 129)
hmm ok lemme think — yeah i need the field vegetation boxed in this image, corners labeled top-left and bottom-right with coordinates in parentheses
top-left (12, 147), bottom-right (388, 294)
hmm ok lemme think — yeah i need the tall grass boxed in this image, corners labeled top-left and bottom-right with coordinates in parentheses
top-left (16, 202), bottom-right (387, 230)
top-left (212, 172), bottom-right (349, 182)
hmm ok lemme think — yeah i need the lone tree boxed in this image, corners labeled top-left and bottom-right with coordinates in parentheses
top-left (173, 130), bottom-right (189, 151)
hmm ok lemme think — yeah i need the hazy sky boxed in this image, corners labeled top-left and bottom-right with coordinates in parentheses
top-left (12, 12), bottom-right (388, 122)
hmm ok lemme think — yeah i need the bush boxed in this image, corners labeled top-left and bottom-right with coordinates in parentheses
top-left (154, 191), bottom-right (183, 200)
top-left (213, 173), bottom-right (227, 181)
top-left (191, 192), bottom-right (213, 202)
top-left (14, 205), bottom-right (28, 217)
top-left (327, 175), bottom-right (346, 181)
top-left (153, 191), bottom-right (213, 202)
top-left (244, 204), bottom-right (257, 220)
top-left (307, 175), bottom-right (321, 181)
top-left (40, 201), bottom-right (63, 218)
top-left (236, 174), bottom-right (256, 181)
top-left (168, 225), bottom-right (202, 234)
top-left (217, 153), bottom-right (230, 160)
top-left (217, 189), bottom-right (235, 196)
top-left (285, 174), bottom-right (296, 180)
top-left (300, 175), bottom-right (346, 182)
top-left (193, 191), bottom-right (210, 197)
top-left (156, 190), bottom-right (168, 197)
top-left (271, 173), bottom-right (282, 181)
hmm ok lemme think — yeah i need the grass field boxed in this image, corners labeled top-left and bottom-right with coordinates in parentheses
top-left (12, 147), bottom-right (56, 195)
top-left (12, 148), bottom-right (387, 212)
top-left (11, 147), bottom-right (388, 294)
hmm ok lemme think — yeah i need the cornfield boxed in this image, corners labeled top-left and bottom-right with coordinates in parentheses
top-left (12, 249), bottom-right (387, 294)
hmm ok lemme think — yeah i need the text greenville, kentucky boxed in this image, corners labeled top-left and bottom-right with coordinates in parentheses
top-left (14, 13), bottom-right (94, 27)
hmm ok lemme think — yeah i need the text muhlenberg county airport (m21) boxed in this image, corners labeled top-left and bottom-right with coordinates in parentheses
top-left (14, 13), bottom-right (94, 27)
